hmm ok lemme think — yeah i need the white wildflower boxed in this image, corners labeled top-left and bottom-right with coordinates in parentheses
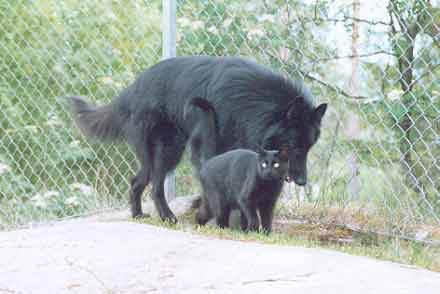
top-left (387, 89), bottom-right (403, 101)
top-left (223, 18), bottom-right (233, 29)
top-left (107, 12), bottom-right (117, 21)
top-left (112, 48), bottom-right (122, 56)
top-left (0, 163), bottom-right (11, 175)
top-left (279, 47), bottom-right (290, 62)
top-left (70, 183), bottom-right (94, 196)
top-left (244, 3), bottom-right (258, 12)
top-left (46, 113), bottom-right (62, 127)
top-left (43, 190), bottom-right (59, 199)
top-left (257, 14), bottom-right (275, 23)
top-left (46, 119), bottom-right (62, 127)
top-left (69, 140), bottom-right (80, 148)
top-left (30, 193), bottom-right (42, 201)
top-left (31, 193), bottom-right (47, 209)
top-left (65, 196), bottom-right (80, 207)
top-left (191, 20), bottom-right (205, 30)
top-left (100, 76), bottom-right (114, 86)
top-left (207, 26), bottom-right (218, 34)
top-left (179, 17), bottom-right (191, 27)
top-left (24, 125), bottom-right (38, 133)
top-left (53, 62), bottom-right (64, 74)
top-left (247, 28), bottom-right (265, 39)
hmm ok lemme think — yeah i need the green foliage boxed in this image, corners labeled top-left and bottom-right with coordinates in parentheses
top-left (0, 0), bottom-right (162, 228)
top-left (177, 0), bottom-right (333, 77)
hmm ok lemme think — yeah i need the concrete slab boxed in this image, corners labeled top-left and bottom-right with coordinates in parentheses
top-left (0, 219), bottom-right (439, 294)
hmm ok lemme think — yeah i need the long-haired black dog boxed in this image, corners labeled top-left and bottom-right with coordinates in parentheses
top-left (185, 97), bottom-right (290, 232)
top-left (66, 56), bottom-right (327, 223)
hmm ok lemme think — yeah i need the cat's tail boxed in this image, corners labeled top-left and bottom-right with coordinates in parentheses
top-left (184, 97), bottom-right (218, 164)
top-left (64, 96), bottom-right (128, 142)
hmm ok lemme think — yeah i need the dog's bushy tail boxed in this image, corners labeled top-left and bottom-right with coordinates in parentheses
top-left (65, 96), bottom-right (127, 142)
top-left (184, 97), bottom-right (218, 164)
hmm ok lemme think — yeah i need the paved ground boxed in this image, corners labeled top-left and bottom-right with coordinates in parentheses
top-left (1, 216), bottom-right (439, 294)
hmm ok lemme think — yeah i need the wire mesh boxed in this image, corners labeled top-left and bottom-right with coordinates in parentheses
top-left (0, 0), bottom-right (439, 242)
top-left (0, 0), bottom-right (162, 229)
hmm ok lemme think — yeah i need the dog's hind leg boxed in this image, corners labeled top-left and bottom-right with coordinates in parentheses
top-left (127, 127), bottom-right (154, 218)
top-left (129, 165), bottom-right (151, 218)
top-left (150, 130), bottom-right (186, 223)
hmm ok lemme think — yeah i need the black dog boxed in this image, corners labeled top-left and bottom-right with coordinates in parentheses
top-left (184, 97), bottom-right (289, 233)
top-left (66, 56), bottom-right (327, 223)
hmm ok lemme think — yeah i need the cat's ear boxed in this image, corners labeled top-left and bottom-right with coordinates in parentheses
top-left (314, 103), bottom-right (327, 124)
top-left (278, 146), bottom-right (289, 161)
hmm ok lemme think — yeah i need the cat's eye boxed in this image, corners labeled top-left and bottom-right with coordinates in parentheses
top-left (273, 162), bottom-right (280, 168)
top-left (261, 162), bottom-right (268, 168)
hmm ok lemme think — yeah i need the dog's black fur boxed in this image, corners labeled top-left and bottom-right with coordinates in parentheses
top-left (66, 56), bottom-right (327, 223)
top-left (186, 98), bottom-right (290, 232)
top-left (183, 97), bottom-right (218, 172)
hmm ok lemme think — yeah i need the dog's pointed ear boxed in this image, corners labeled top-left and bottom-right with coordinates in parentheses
top-left (286, 97), bottom-right (304, 121)
top-left (278, 146), bottom-right (289, 161)
top-left (314, 103), bottom-right (327, 123)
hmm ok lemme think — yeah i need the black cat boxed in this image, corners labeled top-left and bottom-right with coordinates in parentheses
top-left (185, 98), bottom-right (289, 233)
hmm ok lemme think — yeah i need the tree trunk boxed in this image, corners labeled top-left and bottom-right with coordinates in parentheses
top-left (389, 0), bottom-right (426, 196)
top-left (347, 0), bottom-right (361, 202)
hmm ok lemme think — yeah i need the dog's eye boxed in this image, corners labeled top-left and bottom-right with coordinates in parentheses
top-left (261, 162), bottom-right (268, 168)
top-left (273, 162), bottom-right (280, 168)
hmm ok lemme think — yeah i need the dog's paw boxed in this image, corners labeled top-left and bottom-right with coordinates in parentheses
top-left (132, 212), bottom-right (151, 220)
top-left (161, 213), bottom-right (178, 224)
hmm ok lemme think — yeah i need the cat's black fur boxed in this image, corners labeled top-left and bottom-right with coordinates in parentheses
top-left (65, 56), bottom-right (327, 223)
top-left (185, 97), bottom-right (289, 232)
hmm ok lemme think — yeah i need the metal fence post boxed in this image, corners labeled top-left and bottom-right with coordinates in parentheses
top-left (163, 0), bottom-right (177, 201)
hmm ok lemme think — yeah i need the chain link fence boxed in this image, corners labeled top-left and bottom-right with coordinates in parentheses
top-left (1, 0), bottom-right (439, 243)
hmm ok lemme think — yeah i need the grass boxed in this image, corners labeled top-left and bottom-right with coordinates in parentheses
top-left (133, 211), bottom-right (440, 273)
